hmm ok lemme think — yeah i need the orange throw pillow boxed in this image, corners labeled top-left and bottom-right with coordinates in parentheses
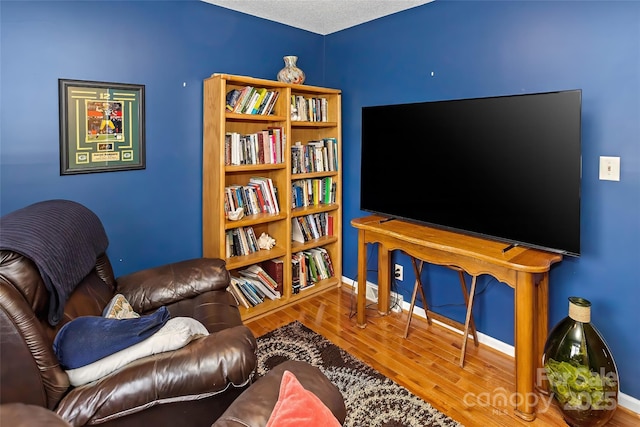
top-left (266, 370), bottom-right (341, 427)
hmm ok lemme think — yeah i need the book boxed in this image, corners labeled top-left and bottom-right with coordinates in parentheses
top-left (309, 248), bottom-right (329, 280)
top-left (267, 127), bottom-right (284, 163)
top-left (318, 247), bottom-right (335, 277)
top-left (242, 89), bottom-right (261, 114)
top-left (264, 90), bottom-right (279, 115)
top-left (304, 251), bottom-right (318, 283)
top-left (260, 259), bottom-right (284, 294)
top-left (291, 218), bottom-right (305, 243)
top-left (236, 277), bottom-right (263, 305)
top-left (241, 264), bottom-right (280, 292)
top-left (257, 91), bottom-right (274, 115)
top-left (294, 252), bottom-right (308, 288)
top-left (226, 89), bottom-right (241, 112)
top-left (231, 87), bottom-right (247, 113)
top-left (257, 265), bottom-right (280, 291)
top-left (250, 176), bottom-right (279, 213)
top-left (231, 276), bottom-right (258, 306)
top-left (249, 177), bottom-right (274, 214)
top-left (251, 88), bottom-right (268, 114)
top-left (236, 226), bottom-right (249, 255)
top-left (228, 278), bottom-right (251, 308)
top-left (234, 86), bottom-right (254, 113)
top-left (226, 286), bottom-right (240, 306)
top-left (248, 182), bottom-right (267, 213)
top-left (243, 277), bottom-right (268, 300)
top-left (291, 252), bottom-right (307, 292)
top-left (243, 274), bottom-right (280, 300)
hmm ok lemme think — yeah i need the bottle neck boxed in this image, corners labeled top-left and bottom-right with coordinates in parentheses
top-left (569, 301), bottom-right (591, 323)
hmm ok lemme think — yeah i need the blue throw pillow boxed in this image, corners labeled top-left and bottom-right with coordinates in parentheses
top-left (53, 306), bottom-right (170, 369)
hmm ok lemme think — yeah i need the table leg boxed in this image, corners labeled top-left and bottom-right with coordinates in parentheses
top-left (459, 275), bottom-right (478, 368)
top-left (357, 229), bottom-right (367, 328)
top-left (378, 245), bottom-right (390, 315)
top-left (535, 273), bottom-right (549, 394)
top-left (403, 259), bottom-right (427, 338)
top-left (514, 271), bottom-right (537, 421)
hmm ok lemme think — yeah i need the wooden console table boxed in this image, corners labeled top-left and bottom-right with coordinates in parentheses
top-left (351, 215), bottom-right (562, 421)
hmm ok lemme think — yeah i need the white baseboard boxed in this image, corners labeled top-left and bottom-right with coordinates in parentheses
top-left (342, 276), bottom-right (640, 415)
top-left (619, 394), bottom-right (640, 416)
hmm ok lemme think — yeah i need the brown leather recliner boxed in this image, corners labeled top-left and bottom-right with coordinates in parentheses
top-left (0, 200), bottom-right (258, 427)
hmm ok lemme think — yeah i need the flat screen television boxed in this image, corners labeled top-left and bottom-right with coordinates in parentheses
top-left (360, 89), bottom-right (582, 256)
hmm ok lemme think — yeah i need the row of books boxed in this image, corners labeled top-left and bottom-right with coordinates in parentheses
top-left (228, 264), bottom-right (282, 308)
top-left (227, 247), bottom-right (335, 307)
top-left (224, 127), bottom-right (285, 165)
top-left (291, 177), bottom-right (336, 208)
top-left (292, 213), bottom-right (334, 243)
top-left (226, 86), bottom-right (280, 116)
top-left (291, 138), bottom-right (338, 174)
top-left (225, 226), bottom-right (260, 258)
top-left (291, 95), bottom-right (328, 122)
top-left (292, 248), bottom-right (335, 292)
top-left (224, 177), bottom-right (280, 218)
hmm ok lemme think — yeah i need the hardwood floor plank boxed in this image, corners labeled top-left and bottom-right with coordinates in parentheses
top-left (245, 286), bottom-right (640, 427)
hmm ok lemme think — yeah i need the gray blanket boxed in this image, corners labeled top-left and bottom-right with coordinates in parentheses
top-left (0, 199), bottom-right (109, 325)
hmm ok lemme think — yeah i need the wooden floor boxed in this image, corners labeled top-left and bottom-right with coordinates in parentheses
top-left (245, 286), bottom-right (640, 427)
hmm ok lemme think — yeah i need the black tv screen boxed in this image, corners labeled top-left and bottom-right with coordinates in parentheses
top-left (360, 90), bottom-right (582, 256)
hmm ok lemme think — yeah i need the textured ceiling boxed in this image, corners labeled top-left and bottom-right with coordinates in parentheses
top-left (202, 0), bottom-right (434, 35)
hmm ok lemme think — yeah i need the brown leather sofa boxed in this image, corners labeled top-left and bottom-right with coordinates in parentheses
top-left (0, 200), bottom-right (258, 426)
top-left (1, 361), bottom-right (348, 427)
top-left (1, 361), bottom-right (347, 427)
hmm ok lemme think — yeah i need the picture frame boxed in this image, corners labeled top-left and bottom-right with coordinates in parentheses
top-left (59, 79), bottom-right (145, 175)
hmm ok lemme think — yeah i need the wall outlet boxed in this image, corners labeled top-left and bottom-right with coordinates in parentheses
top-left (394, 264), bottom-right (403, 281)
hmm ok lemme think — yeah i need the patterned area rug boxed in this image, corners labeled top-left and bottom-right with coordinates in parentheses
top-left (256, 321), bottom-right (463, 427)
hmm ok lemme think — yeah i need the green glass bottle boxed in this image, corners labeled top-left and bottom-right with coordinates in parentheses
top-left (542, 297), bottom-right (619, 427)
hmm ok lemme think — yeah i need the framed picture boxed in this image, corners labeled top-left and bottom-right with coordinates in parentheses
top-left (59, 79), bottom-right (145, 175)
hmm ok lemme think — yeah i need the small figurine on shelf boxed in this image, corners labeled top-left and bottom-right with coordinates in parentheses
top-left (258, 232), bottom-right (276, 250)
top-left (228, 207), bottom-right (244, 221)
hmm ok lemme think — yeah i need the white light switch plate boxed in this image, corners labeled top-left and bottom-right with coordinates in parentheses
top-left (599, 156), bottom-right (620, 181)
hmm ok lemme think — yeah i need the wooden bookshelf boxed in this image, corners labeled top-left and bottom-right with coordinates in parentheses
top-left (202, 73), bottom-right (342, 322)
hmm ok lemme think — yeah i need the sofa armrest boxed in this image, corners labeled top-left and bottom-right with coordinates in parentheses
top-left (116, 258), bottom-right (230, 313)
top-left (56, 325), bottom-right (257, 426)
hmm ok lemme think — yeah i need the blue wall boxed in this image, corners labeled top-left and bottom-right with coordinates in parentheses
top-left (326, 0), bottom-right (640, 401)
top-left (1, 0), bottom-right (323, 271)
top-left (2, 0), bottom-right (639, 401)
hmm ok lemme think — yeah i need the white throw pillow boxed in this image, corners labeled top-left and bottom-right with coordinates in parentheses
top-left (66, 317), bottom-right (209, 386)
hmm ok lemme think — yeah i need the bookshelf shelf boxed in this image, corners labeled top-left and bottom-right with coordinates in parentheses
top-left (223, 212), bottom-right (288, 230)
top-left (291, 121), bottom-right (339, 128)
top-left (226, 112), bottom-right (288, 122)
top-left (292, 170), bottom-right (339, 179)
top-left (226, 164), bottom-right (286, 173)
top-left (291, 236), bottom-right (339, 253)
top-left (291, 204), bottom-right (340, 217)
top-left (203, 73), bottom-right (342, 322)
top-left (224, 247), bottom-right (287, 271)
